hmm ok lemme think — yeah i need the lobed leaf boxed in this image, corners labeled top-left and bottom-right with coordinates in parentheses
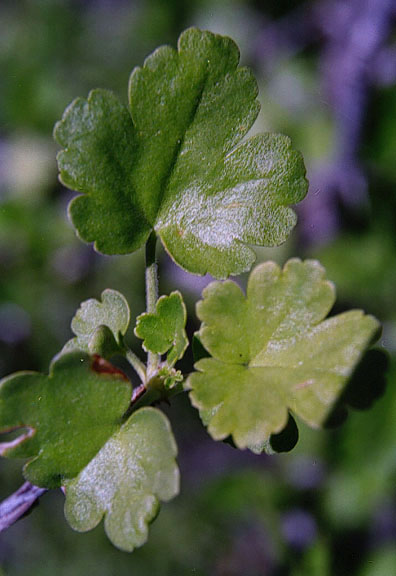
top-left (54, 28), bottom-right (308, 278)
top-left (0, 352), bottom-right (131, 488)
top-left (188, 259), bottom-right (381, 453)
top-left (64, 407), bottom-right (179, 552)
top-left (135, 291), bottom-right (188, 366)
top-left (62, 289), bottom-right (130, 357)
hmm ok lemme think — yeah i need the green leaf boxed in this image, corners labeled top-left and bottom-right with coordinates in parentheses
top-left (0, 352), bottom-right (131, 488)
top-left (62, 289), bottom-right (130, 357)
top-left (54, 28), bottom-right (307, 278)
top-left (135, 291), bottom-right (188, 366)
top-left (64, 407), bottom-right (179, 552)
top-left (188, 259), bottom-right (380, 453)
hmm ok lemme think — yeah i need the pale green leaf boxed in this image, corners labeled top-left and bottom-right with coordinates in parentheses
top-left (188, 259), bottom-right (380, 453)
top-left (63, 289), bottom-right (130, 357)
top-left (0, 352), bottom-right (131, 488)
top-left (64, 407), bottom-right (179, 552)
top-left (135, 291), bottom-right (188, 366)
top-left (54, 28), bottom-right (307, 278)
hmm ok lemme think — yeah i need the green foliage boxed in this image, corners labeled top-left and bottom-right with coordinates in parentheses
top-left (324, 357), bottom-right (396, 528)
top-left (0, 353), bottom-right (179, 550)
top-left (293, 539), bottom-right (330, 576)
top-left (135, 291), bottom-right (188, 367)
top-left (0, 352), bottom-right (131, 488)
top-left (62, 289), bottom-right (130, 357)
top-left (0, 19), bottom-right (387, 567)
top-left (54, 28), bottom-right (308, 278)
top-left (358, 548), bottom-right (396, 576)
top-left (65, 407), bottom-right (179, 552)
top-left (315, 230), bottom-right (396, 320)
top-left (188, 259), bottom-right (380, 453)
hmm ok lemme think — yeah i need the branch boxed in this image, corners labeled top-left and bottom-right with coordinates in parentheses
top-left (0, 481), bottom-right (47, 533)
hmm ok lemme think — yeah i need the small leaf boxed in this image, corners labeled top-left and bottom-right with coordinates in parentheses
top-left (157, 366), bottom-right (184, 391)
top-left (54, 28), bottom-right (307, 278)
top-left (0, 352), bottom-right (131, 488)
top-left (63, 289), bottom-right (130, 357)
top-left (135, 291), bottom-right (188, 367)
top-left (64, 407), bottom-right (179, 552)
top-left (188, 259), bottom-right (380, 453)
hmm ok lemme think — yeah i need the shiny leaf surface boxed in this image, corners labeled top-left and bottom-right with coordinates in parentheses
top-left (65, 407), bottom-right (179, 552)
top-left (54, 28), bottom-right (307, 277)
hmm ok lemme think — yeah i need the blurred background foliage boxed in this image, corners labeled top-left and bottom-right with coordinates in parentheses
top-left (1, 0), bottom-right (396, 574)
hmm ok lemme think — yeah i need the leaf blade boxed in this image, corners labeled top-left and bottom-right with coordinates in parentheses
top-left (55, 89), bottom-right (151, 254)
top-left (54, 29), bottom-right (308, 277)
top-left (0, 352), bottom-right (131, 488)
top-left (188, 259), bottom-right (380, 452)
top-left (62, 289), bottom-right (130, 357)
top-left (64, 407), bottom-right (179, 552)
top-left (134, 291), bottom-right (188, 366)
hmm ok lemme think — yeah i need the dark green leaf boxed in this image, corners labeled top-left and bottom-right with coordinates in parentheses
top-left (54, 28), bottom-right (307, 278)
top-left (0, 353), bottom-right (131, 488)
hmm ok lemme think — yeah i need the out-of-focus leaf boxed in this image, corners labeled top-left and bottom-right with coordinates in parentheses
top-left (324, 358), bottom-right (396, 527)
top-left (315, 231), bottom-right (396, 319)
top-left (358, 548), bottom-right (396, 576)
top-left (292, 538), bottom-right (330, 576)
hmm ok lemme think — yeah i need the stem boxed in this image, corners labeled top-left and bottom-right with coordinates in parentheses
top-left (0, 482), bottom-right (47, 533)
top-left (126, 376), bottom-right (182, 417)
top-left (123, 382), bottom-right (148, 420)
top-left (125, 349), bottom-right (146, 382)
top-left (131, 382), bottom-right (147, 404)
top-left (145, 232), bottom-right (160, 377)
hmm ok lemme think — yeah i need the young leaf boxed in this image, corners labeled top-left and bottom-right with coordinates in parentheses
top-left (62, 289), bottom-right (130, 357)
top-left (188, 259), bottom-right (380, 453)
top-left (135, 291), bottom-right (188, 367)
top-left (0, 352), bottom-right (131, 488)
top-left (64, 407), bottom-right (179, 552)
top-left (54, 28), bottom-right (308, 278)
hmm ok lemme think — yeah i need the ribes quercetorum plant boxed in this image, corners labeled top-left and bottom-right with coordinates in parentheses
top-left (0, 28), bottom-right (381, 551)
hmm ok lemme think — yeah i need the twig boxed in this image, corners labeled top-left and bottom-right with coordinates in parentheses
top-left (0, 481), bottom-right (47, 533)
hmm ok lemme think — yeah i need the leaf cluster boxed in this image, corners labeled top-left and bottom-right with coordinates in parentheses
top-left (0, 28), bottom-right (383, 554)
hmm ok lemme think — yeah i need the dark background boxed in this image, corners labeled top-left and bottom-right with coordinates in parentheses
top-left (1, 1), bottom-right (396, 574)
